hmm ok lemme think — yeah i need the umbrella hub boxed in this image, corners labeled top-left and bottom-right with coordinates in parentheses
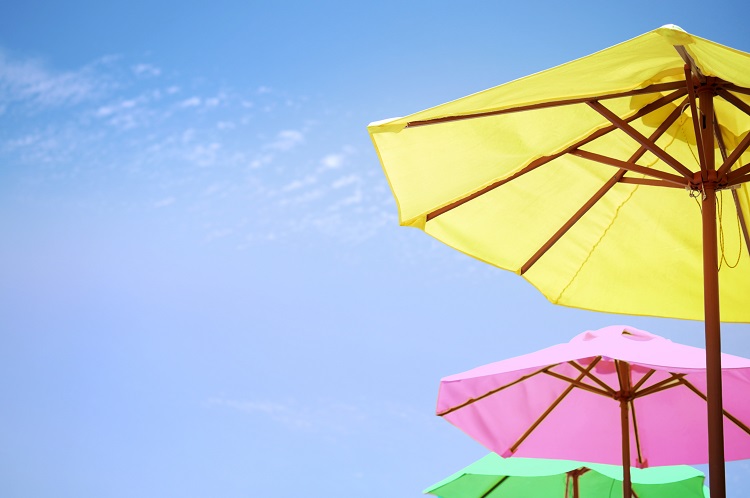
top-left (689, 170), bottom-right (732, 197)
top-left (613, 390), bottom-right (633, 402)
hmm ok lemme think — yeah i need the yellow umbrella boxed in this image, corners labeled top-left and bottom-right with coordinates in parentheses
top-left (368, 25), bottom-right (750, 498)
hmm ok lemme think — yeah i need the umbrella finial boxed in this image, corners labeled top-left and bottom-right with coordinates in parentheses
top-left (656, 25), bottom-right (694, 45)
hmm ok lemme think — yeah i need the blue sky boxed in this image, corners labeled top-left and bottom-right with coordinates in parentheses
top-left (2, 1), bottom-right (750, 497)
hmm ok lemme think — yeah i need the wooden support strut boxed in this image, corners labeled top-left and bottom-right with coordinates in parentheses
top-left (424, 88), bottom-right (688, 222)
top-left (479, 475), bottom-right (508, 498)
top-left (519, 98), bottom-right (690, 275)
top-left (406, 82), bottom-right (686, 128)
top-left (684, 64), bottom-right (708, 171)
top-left (437, 365), bottom-right (555, 417)
top-left (587, 101), bottom-right (694, 179)
top-left (714, 118), bottom-right (750, 257)
top-left (629, 400), bottom-right (645, 467)
top-left (568, 360), bottom-right (617, 395)
top-left (508, 358), bottom-right (602, 453)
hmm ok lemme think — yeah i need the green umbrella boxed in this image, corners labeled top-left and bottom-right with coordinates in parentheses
top-left (425, 454), bottom-right (707, 498)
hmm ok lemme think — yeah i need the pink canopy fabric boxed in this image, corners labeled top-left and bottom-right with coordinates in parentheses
top-left (437, 325), bottom-right (750, 468)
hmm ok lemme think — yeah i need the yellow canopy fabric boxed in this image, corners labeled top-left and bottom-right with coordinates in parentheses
top-left (369, 25), bottom-right (750, 322)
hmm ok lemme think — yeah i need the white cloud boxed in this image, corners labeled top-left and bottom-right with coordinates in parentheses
top-left (277, 188), bottom-right (324, 206)
top-left (332, 174), bottom-right (359, 189)
top-left (280, 174), bottom-right (317, 193)
top-left (4, 133), bottom-right (40, 149)
top-left (205, 228), bottom-right (233, 242)
top-left (0, 49), bottom-right (107, 110)
top-left (207, 397), bottom-right (373, 434)
top-left (95, 97), bottom-right (139, 117)
top-left (266, 129), bottom-right (304, 151)
top-left (92, 95), bottom-right (153, 130)
top-left (318, 146), bottom-right (356, 171)
top-left (154, 197), bottom-right (176, 208)
top-left (132, 63), bottom-right (161, 77)
top-left (208, 398), bottom-right (314, 430)
top-left (181, 128), bottom-right (196, 143)
top-left (185, 142), bottom-right (222, 167)
top-left (179, 96), bottom-right (201, 108)
top-left (281, 180), bottom-right (306, 192)
top-left (249, 153), bottom-right (273, 169)
top-left (321, 153), bottom-right (345, 169)
top-left (0, 49), bottom-right (396, 249)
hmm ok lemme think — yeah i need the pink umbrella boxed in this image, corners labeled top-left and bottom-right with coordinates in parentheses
top-left (437, 325), bottom-right (750, 497)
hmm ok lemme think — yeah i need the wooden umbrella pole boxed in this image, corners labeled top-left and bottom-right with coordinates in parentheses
top-left (699, 82), bottom-right (726, 498)
top-left (703, 180), bottom-right (726, 498)
top-left (617, 361), bottom-right (633, 498)
top-left (621, 398), bottom-right (632, 497)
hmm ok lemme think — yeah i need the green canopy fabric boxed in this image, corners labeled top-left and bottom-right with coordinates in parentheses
top-left (425, 454), bottom-right (707, 498)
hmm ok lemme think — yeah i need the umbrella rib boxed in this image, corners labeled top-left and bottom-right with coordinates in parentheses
top-left (518, 97), bottom-right (689, 274)
top-left (714, 119), bottom-right (750, 256)
top-left (567, 361), bottom-right (617, 395)
top-left (618, 177), bottom-right (686, 188)
top-left (718, 132), bottom-right (750, 178)
top-left (723, 83), bottom-right (750, 97)
top-left (675, 45), bottom-right (706, 84)
top-left (677, 377), bottom-right (750, 437)
top-left (717, 88), bottom-right (750, 178)
top-left (715, 100), bottom-right (750, 177)
top-left (425, 88), bottom-right (687, 222)
top-left (587, 101), bottom-right (694, 179)
top-left (437, 365), bottom-right (556, 416)
top-left (631, 369), bottom-right (656, 393)
top-left (569, 150), bottom-right (689, 186)
top-left (629, 400), bottom-right (645, 467)
top-left (632, 374), bottom-right (685, 399)
top-left (625, 95), bottom-right (690, 164)
top-left (509, 357), bottom-right (602, 453)
top-left (519, 169), bottom-right (625, 274)
top-left (726, 174), bottom-right (750, 188)
top-left (684, 65), bottom-right (708, 171)
top-left (730, 188), bottom-right (750, 258)
top-left (542, 370), bottom-right (612, 397)
top-left (727, 164), bottom-right (750, 183)
top-left (406, 82), bottom-right (686, 128)
top-left (479, 475), bottom-right (509, 498)
top-left (717, 88), bottom-right (750, 121)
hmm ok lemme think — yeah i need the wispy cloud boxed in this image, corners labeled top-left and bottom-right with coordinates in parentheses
top-left (131, 63), bottom-right (161, 77)
top-left (320, 145), bottom-right (355, 167)
top-left (154, 197), bottom-right (176, 208)
top-left (1, 47), bottom-right (396, 249)
top-left (207, 396), bottom-right (439, 436)
top-left (208, 398), bottom-right (317, 430)
top-left (185, 142), bottom-right (222, 167)
top-left (0, 49), bottom-right (110, 112)
top-left (332, 174), bottom-right (359, 189)
top-left (265, 129), bottom-right (304, 151)
top-left (179, 96), bottom-right (202, 108)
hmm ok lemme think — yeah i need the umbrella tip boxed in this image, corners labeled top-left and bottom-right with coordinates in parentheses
top-left (572, 325), bottom-right (660, 343)
top-left (656, 25), bottom-right (694, 46)
top-left (659, 23), bottom-right (686, 32)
